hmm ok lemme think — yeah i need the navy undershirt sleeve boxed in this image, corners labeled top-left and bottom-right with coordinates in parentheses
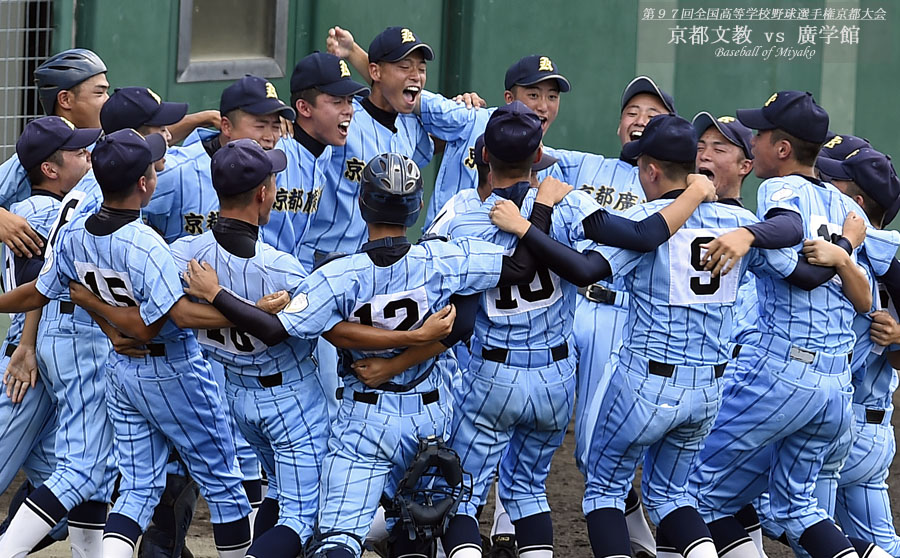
top-left (519, 225), bottom-right (612, 287)
top-left (211, 290), bottom-right (289, 346)
top-left (440, 294), bottom-right (479, 348)
top-left (783, 237), bottom-right (852, 291)
top-left (744, 208), bottom-right (803, 249)
top-left (581, 208), bottom-right (669, 252)
top-left (498, 202), bottom-right (552, 286)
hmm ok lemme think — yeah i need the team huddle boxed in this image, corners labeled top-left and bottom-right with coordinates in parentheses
top-left (0, 22), bottom-right (897, 558)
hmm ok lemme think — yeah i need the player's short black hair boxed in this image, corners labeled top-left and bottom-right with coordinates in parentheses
top-left (641, 155), bottom-right (694, 182)
top-left (475, 161), bottom-right (490, 189)
top-left (291, 87), bottom-right (322, 113)
top-left (841, 179), bottom-right (886, 228)
top-left (26, 150), bottom-right (64, 187)
top-left (486, 148), bottom-right (536, 179)
top-left (218, 175), bottom-right (273, 210)
top-left (100, 163), bottom-right (152, 202)
top-left (222, 108), bottom-right (246, 126)
top-left (770, 129), bottom-right (822, 167)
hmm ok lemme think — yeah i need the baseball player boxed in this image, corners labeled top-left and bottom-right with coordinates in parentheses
top-left (294, 26), bottom-right (433, 270)
top-left (0, 116), bottom-right (100, 554)
top-left (0, 129), bottom-right (256, 558)
top-left (690, 91), bottom-right (881, 558)
top-left (179, 148), bottom-right (560, 558)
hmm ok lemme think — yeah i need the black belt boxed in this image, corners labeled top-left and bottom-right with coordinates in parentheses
top-left (4, 344), bottom-right (17, 358)
top-left (732, 344), bottom-right (742, 359)
top-left (578, 284), bottom-right (617, 305)
top-left (649, 360), bottom-right (726, 378)
top-left (60, 301), bottom-right (75, 314)
top-left (258, 373), bottom-right (282, 388)
top-left (335, 387), bottom-right (439, 406)
top-left (865, 408), bottom-right (886, 424)
top-left (481, 342), bottom-right (568, 364)
top-left (146, 344), bottom-right (166, 357)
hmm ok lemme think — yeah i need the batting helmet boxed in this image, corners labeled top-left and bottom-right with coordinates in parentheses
top-left (359, 153), bottom-right (423, 227)
top-left (34, 48), bottom-right (107, 115)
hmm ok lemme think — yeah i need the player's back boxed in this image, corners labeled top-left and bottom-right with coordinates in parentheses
top-left (605, 200), bottom-right (795, 366)
top-left (298, 97), bottom-right (433, 267)
top-left (451, 187), bottom-right (598, 350)
top-left (171, 231), bottom-right (315, 374)
top-left (53, 213), bottom-right (188, 344)
top-left (849, 284), bottom-right (898, 411)
top-left (754, 175), bottom-right (868, 354)
top-left (425, 188), bottom-right (482, 239)
top-left (310, 237), bottom-right (501, 390)
top-left (0, 153), bottom-right (29, 209)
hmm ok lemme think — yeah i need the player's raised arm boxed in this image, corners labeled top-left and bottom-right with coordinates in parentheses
top-left (326, 26), bottom-right (371, 85)
top-left (800, 237), bottom-right (872, 312)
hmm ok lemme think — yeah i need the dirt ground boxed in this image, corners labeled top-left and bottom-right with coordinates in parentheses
top-left (6, 403), bottom-right (899, 558)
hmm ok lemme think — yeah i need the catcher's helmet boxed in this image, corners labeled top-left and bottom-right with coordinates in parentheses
top-left (359, 153), bottom-right (423, 227)
top-left (34, 48), bottom-right (107, 115)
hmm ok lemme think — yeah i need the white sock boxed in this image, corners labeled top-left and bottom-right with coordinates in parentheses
top-left (0, 503), bottom-right (54, 557)
top-left (69, 526), bottom-right (104, 558)
top-left (657, 550), bottom-right (683, 558)
top-left (247, 505), bottom-right (259, 540)
top-left (683, 539), bottom-right (718, 558)
top-left (447, 546), bottom-right (482, 558)
top-left (519, 546), bottom-right (553, 557)
top-left (863, 545), bottom-right (892, 558)
top-left (625, 502), bottom-right (656, 556)
top-left (491, 483), bottom-right (514, 538)
top-left (217, 543), bottom-right (251, 558)
top-left (365, 506), bottom-right (390, 545)
top-left (747, 528), bottom-right (767, 558)
top-left (102, 534), bottom-right (136, 558)
top-left (719, 539), bottom-right (761, 558)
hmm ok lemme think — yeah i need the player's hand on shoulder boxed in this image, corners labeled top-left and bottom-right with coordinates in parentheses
top-left (535, 176), bottom-right (573, 206)
top-left (413, 304), bottom-right (456, 344)
top-left (490, 200), bottom-right (530, 237)
top-left (327, 26), bottom-right (356, 58)
top-left (351, 356), bottom-right (401, 388)
top-left (279, 116), bottom-right (294, 139)
top-left (869, 310), bottom-right (900, 346)
top-left (801, 238), bottom-right (851, 268)
top-left (701, 228), bottom-right (754, 276)
top-left (183, 259), bottom-right (222, 303)
top-left (685, 173), bottom-right (718, 203)
top-left (451, 92), bottom-right (487, 109)
top-left (841, 211), bottom-right (867, 249)
top-left (0, 208), bottom-right (43, 258)
top-left (257, 290), bottom-right (290, 314)
top-left (4, 343), bottom-right (37, 403)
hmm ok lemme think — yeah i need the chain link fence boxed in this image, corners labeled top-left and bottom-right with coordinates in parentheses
top-left (0, 0), bottom-right (53, 160)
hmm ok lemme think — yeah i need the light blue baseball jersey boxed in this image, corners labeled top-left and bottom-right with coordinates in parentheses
top-left (448, 186), bottom-right (599, 349)
top-left (37, 212), bottom-right (189, 345)
top-left (1, 193), bottom-right (61, 342)
top-left (425, 188), bottom-right (482, 239)
top-left (418, 90), bottom-right (493, 226)
top-left (170, 231), bottom-right (316, 375)
top-left (753, 175), bottom-right (874, 354)
top-left (0, 154), bottom-right (29, 209)
top-left (849, 282), bottom-right (898, 411)
top-left (542, 147), bottom-right (646, 213)
top-left (272, 134), bottom-right (331, 262)
top-left (278, 237), bottom-right (504, 391)
top-left (599, 199), bottom-right (798, 365)
top-left (296, 97), bottom-right (433, 269)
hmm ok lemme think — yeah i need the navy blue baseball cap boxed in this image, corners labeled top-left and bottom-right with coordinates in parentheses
top-left (622, 114), bottom-right (697, 163)
top-left (819, 148), bottom-right (900, 224)
top-left (290, 52), bottom-right (370, 97)
top-left (211, 138), bottom-right (287, 197)
top-left (692, 112), bottom-right (754, 159)
top-left (473, 133), bottom-right (557, 171)
top-left (819, 132), bottom-right (872, 161)
top-left (504, 55), bottom-right (571, 93)
top-left (92, 129), bottom-right (167, 190)
top-left (220, 75), bottom-right (296, 120)
top-left (368, 27), bottom-right (434, 64)
top-left (484, 101), bottom-right (543, 163)
top-left (100, 87), bottom-right (188, 134)
top-left (737, 90), bottom-right (829, 144)
top-left (16, 116), bottom-right (101, 171)
top-left (621, 76), bottom-right (676, 114)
